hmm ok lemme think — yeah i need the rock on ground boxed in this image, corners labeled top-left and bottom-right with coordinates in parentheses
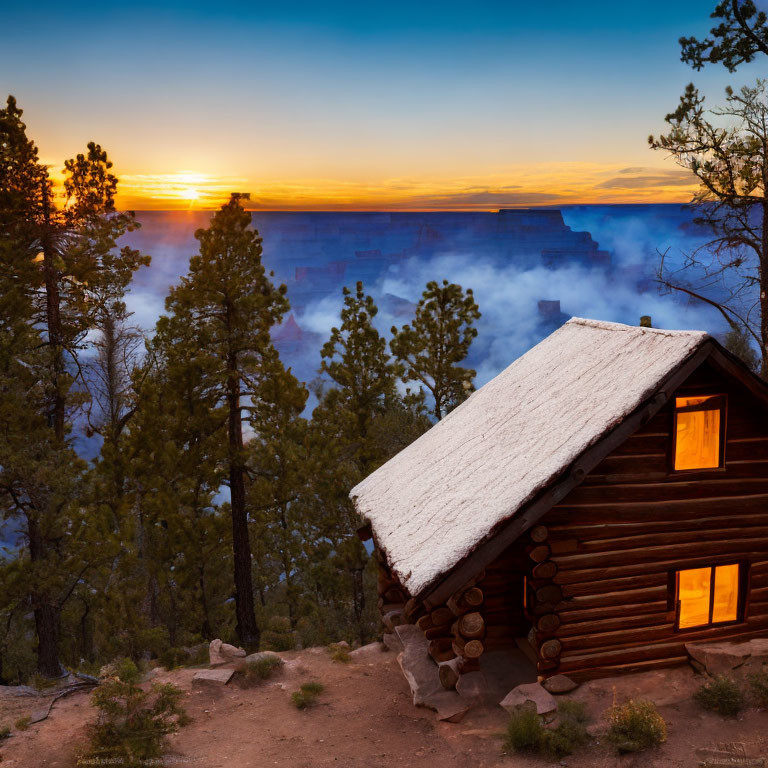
top-left (394, 624), bottom-right (467, 720)
top-left (542, 674), bottom-right (578, 694)
top-left (686, 638), bottom-right (768, 678)
top-left (209, 639), bottom-right (246, 666)
top-left (192, 668), bottom-right (234, 686)
top-left (244, 651), bottom-right (282, 666)
top-left (500, 682), bottom-right (557, 716)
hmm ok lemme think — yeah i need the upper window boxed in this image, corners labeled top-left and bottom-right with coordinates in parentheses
top-left (673, 395), bottom-right (726, 471)
top-left (676, 564), bottom-right (742, 629)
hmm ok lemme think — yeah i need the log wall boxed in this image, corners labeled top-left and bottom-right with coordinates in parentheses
top-left (488, 360), bottom-right (768, 681)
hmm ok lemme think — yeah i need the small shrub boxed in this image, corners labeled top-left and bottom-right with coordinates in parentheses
top-left (328, 643), bottom-right (351, 663)
top-left (694, 675), bottom-right (745, 717)
top-left (29, 674), bottom-right (57, 692)
top-left (748, 666), bottom-right (768, 707)
top-left (81, 658), bottom-right (189, 768)
top-left (503, 701), bottom-right (590, 758)
top-left (0, 726), bottom-right (10, 740)
top-left (291, 681), bottom-right (325, 710)
top-left (503, 704), bottom-right (546, 754)
top-left (13, 717), bottom-right (30, 732)
top-left (241, 655), bottom-right (284, 686)
top-left (158, 647), bottom-right (189, 671)
top-left (606, 699), bottom-right (667, 753)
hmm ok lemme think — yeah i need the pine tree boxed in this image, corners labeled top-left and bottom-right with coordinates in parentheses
top-left (390, 280), bottom-right (481, 420)
top-left (0, 95), bottom-right (149, 675)
top-left (163, 194), bottom-right (289, 649)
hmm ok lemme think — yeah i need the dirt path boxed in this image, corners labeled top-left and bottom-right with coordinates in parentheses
top-left (2, 646), bottom-right (767, 767)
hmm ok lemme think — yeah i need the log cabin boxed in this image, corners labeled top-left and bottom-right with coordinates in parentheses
top-left (350, 318), bottom-right (768, 688)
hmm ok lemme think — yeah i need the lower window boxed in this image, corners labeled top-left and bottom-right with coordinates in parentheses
top-left (676, 564), bottom-right (742, 629)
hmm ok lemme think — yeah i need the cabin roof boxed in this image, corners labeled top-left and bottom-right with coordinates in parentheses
top-left (349, 318), bottom-right (713, 599)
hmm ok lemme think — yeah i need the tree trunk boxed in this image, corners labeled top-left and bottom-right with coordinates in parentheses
top-left (227, 355), bottom-right (260, 650)
top-left (761, 201), bottom-right (768, 379)
top-left (31, 186), bottom-right (64, 677)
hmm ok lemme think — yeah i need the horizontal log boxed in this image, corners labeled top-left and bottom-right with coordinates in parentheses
top-left (452, 637), bottom-right (484, 659)
top-left (458, 612), bottom-right (485, 640)
top-left (563, 656), bottom-right (689, 683)
top-left (530, 525), bottom-right (548, 543)
top-left (558, 611), bottom-right (671, 638)
top-left (553, 552), bottom-right (768, 586)
top-left (528, 544), bottom-right (551, 563)
top-left (558, 618), bottom-right (768, 671)
top-left (424, 624), bottom-right (454, 640)
top-left (446, 587), bottom-right (484, 616)
top-left (547, 494), bottom-right (768, 525)
top-left (535, 584), bottom-right (563, 604)
top-left (554, 537), bottom-right (768, 572)
top-left (430, 606), bottom-right (454, 626)
top-left (428, 637), bottom-right (456, 663)
top-left (438, 657), bottom-right (463, 690)
top-left (560, 623), bottom-right (676, 653)
top-left (565, 478), bottom-right (768, 506)
top-left (537, 613), bottom-right (561, 633)
top-left (559, 572), bottom-right (667, 597)
top-left (547, 512), bottom-right (768, 542)
top-left (557, 586), bottom-right (668, 611)
top-left (540, 639), bottom-right (562, 659)
top-left (416, 615), bottom-right (432, 632)
top-left (532, 561), bottom-right (558, 580)
top-left (584, 459), bottom-right (768, 486)
top-left (577, 526), bottom-right (768, 555)
top-left (559, 601), bottom-right (668, 625)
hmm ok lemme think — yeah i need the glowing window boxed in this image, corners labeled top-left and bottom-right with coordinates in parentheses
top-left (674, 395), bottom-right (724, 471)
top-left (677, 564), bottom-right (741, 629)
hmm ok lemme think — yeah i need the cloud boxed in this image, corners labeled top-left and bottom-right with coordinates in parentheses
top-left (597, 168), bottom-right (696, 189)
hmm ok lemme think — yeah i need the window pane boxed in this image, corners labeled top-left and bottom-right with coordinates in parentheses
top-left (679, 567), bottom-right (712, 628)
top-left (675, 396), bottom-right (721, 470)
top-left (713, 564), bottom-right (739, 623)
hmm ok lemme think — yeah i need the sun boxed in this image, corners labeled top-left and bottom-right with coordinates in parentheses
top-left (182, 188), bottom-right (200, 201)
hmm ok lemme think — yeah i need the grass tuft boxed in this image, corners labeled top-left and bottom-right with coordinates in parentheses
top-left (240, 655), bottom-right (284, 686)
top-left (748, 666), bottom-right (768, 708)
top-left (503, 700), bottom-right (589, 758)
top-left (694, 675), bottom-right (745, 717)
top-left (291, 681), bottom-right (325, 709)
top-left (605, 698), bottom-right (666, 753)
top-left (13, 716), bottom-right (30, 732)
top-left (328, 643), bottom-right (351, 663)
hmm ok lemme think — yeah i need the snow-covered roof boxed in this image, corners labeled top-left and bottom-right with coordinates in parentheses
top-left (349, 318), bottom-right (710, 597)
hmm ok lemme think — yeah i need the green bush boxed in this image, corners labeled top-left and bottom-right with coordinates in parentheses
top-left (158, 647), bottom-right (190, 671)
top-left (29, 673), bottom-right (57, 692)
top-left (748, 666), bottom-right (768, 707)
top-left (328, 643), bottom-right (350, 663)
top-left (606, 699), bottom-right (667, 753)
top-left (241, 655), bottom-right (284, 686)
top-left (13, 716), bottom-right (30, 731)
top-left (503, 701), bottom-right (590, 759)
top-left (0, 725), bottom-right (11, 740)
top-left (694, 675), bottom-right (745, 717)
top-left (291, 681), bottom-right (325, 709)
top-left (81, 658), bottom-right (189, 768)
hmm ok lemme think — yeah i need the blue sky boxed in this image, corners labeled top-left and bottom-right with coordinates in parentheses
top-left (3, 1), bottom-right (765, 209)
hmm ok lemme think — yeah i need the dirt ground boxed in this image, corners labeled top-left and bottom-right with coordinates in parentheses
top-left (1, 644), bottom-right (767, 768)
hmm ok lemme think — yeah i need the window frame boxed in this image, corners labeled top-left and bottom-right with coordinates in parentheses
top-left (670, 393), bottom-right (728, 473)
top-left (672, 561), bottom-right (747, 632)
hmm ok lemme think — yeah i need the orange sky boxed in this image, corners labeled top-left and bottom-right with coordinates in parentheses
top-left (97, 164), bottom-right (700, 211)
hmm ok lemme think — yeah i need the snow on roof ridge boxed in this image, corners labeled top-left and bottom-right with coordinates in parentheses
top-left (565, 317), bottom-right (710, 338)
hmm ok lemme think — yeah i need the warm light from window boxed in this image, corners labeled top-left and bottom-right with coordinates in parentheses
top-left (678, 564), bottom-right (740, 629)
top-left (713, 564), bottom-right (739, 623)
top-left (678, 567), bottom-right (711, 628)
top-left (674, 395), bottom-right (722, 470)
